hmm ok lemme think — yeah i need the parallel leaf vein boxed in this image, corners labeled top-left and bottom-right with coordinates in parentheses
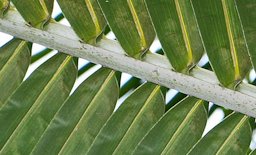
top-left (58, 71), bottom-right (116, 154)
top-left (161, 100), bottom-right (204, 154)
top-left (112, 86), bottom-right (161, 154)
top-left (85, 0), bottom-right (101, 35)
top-left (0, 56), bottom-right (73, 153)
top-left (127, 0), bottom-right (146, 49)
top-left (221, 0), bottom-right (240, 79)
top-left (174, 0), bottom-right (193, 64)
top-left (215, 116), bottom-right (248, 155)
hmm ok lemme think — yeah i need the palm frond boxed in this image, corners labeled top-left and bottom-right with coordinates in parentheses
top-left (0, 0), bottom-right (255, 154)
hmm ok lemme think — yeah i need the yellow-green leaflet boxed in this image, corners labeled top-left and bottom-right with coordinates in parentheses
top-left (0, 53), bottom-right (77, 154)
top-left (236, 0), bottom-right (256, 71)
top-left (31, 68), bottom-right (119, 155)
top-left (0, 38), bottom-right (31, 107)
top-left (11, 0), bottom-right (54, 28)
top-left (97, 0), bottom-right (155, 59)
top-left (250, 149), bottom-right (256, 155)
top-left (188, 113), bottom-right (252, 155)
top-left (0, 0), bottom-right (9, 17)
top-left (191, 0), bottom-right (251, 88)
top-left (57, 0), bottom-right (106, 44)
top-left (86, 83), bottom-right (165, 155)
top-left (133, 97), bottom-right (207, 154)
top-left (145, 0), bottom-right (204, 73)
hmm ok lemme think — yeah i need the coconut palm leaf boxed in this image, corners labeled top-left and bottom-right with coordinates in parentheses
top-left (236, 0), bottom-right (256, 70)
top-left (0, 53), bottom-right (77, 152)
top-left (12, 0), bottom-right (54, 28)
top-left (57, 0), bottom-right (106, 44)
top-left (31, 68), bottom-right (119, 155)
top-left (191, 0), bottom-right (251, 88)
top-left (86, 83), bottom-right (165, 155)
top-left (0, 38), bottom-right (31, 107)
top-left (145, 0), bottom-right (204, 73)
top-left (0, 0), bottom-right (255, 154)
top-left (97, 0), bottom-right (155, 58)
top-left (133, 97), bottom-right (207, 155)
top-left (188, 113), bottom-right (252, 155)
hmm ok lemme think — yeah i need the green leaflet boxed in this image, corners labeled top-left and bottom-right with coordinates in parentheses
top-left (31, 68), bottom-right (119, 155)
top-left (0, 53), bottom-right (77, 154)
top-left (43, 0), bottom-right (54, 13)
top-left (0, 38), bottom-right (31, 108)
top-left (250, 150), bottom-right (256, 155)
top-left (86, 83), bottom-right (165, 155)
top-left (236, 0), bottom-right (256, 70)
top-left (133, 97), bottom-right (207, 155)
top-left (191, 0), bottom-right (251, 88)
top-left (57, 0), bottom-right (106, 44)
top-left (0, 0), bottom-right (9, 17)
top-left (11, 0), bottom-right (54, 28)
top-left (188, 113), bottom-right (252, 155)
top-left (145, 0), bottom-right (204, 73)
top-left (97, 0), bottom-right (155, 59)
